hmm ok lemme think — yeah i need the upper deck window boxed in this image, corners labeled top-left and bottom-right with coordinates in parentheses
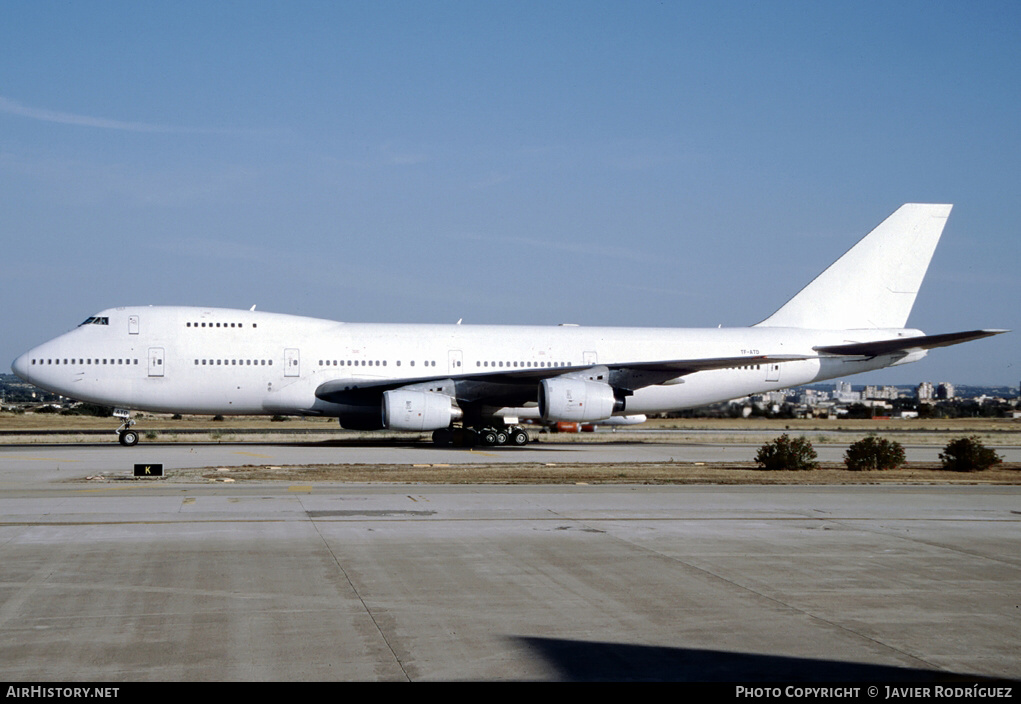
top-left (78, 316), bottom-right (109, 327)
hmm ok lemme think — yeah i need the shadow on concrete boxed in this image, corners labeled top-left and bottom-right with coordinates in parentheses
top-left (515, 636), bottom-right (991, 682)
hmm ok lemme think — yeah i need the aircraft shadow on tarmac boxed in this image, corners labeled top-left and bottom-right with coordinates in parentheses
top-left (151, 437), bottom-right (590, 451)
top-left (8, 437), bottom-right (570, 449)
top-left (515, 637), bottom-right (1001, 682)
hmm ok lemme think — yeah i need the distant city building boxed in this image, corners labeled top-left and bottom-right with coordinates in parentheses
top-left (833, 381), bottom-right (860, 403)
top-left (916, 382), bottom-right (934, 401)
top-left (796, 388), bottom-right (830, 405)
top-left (764, 391), bottom-right (788, 405)
top-left (864, 385), bottom-right (901, 400)
top-left (776, 380), bottom-right (1015, 413)
top-left (753, 391), bottom-right (789, 406)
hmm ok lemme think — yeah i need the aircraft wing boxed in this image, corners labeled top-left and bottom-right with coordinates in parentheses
top-left (314, 353), bottom-right (816, 404)
top-left (813, 329), bottom-right (1007, 357)
top-left (602, 354), bottom-right (813, 375)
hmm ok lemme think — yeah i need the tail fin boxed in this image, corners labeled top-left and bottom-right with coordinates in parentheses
top-left (754, 203), bottom-right (952, 329)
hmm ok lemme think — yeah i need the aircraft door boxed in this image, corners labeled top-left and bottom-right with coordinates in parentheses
top-left (583, 351), bottom-right (598, 366)
top-left (448, 350), bottom-right (463, 374)
top-left (148, 348), bottom-right (165, 377)
top-left (129, 316), bottom-right (139, 335)
top-left (766, 363), bottom-right (780, 382)
top-left (285, 348), bottom-right (300, 377)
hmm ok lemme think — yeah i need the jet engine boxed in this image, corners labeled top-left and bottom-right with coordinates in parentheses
top-left (382, 390), bottom-right (462, 431)
top-left (538, 378), bottom-right (624, 423)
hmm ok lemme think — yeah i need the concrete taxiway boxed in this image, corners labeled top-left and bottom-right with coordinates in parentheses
top-left (2, 438), bottom-right (1020, 484)
top-left (0, 443), bottom-right (1018, 681)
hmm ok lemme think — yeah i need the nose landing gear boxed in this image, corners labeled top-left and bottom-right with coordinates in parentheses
top-left (114, 409), bottom-right (139, 446)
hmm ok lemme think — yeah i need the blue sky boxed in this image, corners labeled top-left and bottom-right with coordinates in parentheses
top-left (1, 1), bottom-right (1017, 386)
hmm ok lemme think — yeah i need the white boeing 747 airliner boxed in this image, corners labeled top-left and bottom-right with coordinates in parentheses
top-left (11, 204), bottom-right (1005, 446)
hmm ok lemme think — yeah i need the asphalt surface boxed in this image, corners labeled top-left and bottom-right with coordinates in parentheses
top-left (2, 437), bottom-right (1020, 484)
top-left (0, 442), bottom-right (1018, 682)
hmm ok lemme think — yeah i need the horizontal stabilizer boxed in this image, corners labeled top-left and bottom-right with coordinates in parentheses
top-left (814, 329), bottom-right (1007, 357)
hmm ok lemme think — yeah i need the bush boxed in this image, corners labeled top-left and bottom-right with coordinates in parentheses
top-left (844, 435), bottom-right (906, 471)
top-left (755, 434), bottom-right (818, 471)
top-left (59, 403), bottom-right (113, 417)
top-left (939, 436), bottom-right (1002, 472)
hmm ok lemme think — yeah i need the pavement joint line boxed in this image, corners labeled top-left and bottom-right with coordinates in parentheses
top-left (823, 516), bottom-right (1021, 570)
top-left (557, 508), bottom-right (950, 675)
top-left (301, 495), bottom-right (411, 681)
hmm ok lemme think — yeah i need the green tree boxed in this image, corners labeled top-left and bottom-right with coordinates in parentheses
top-left (843, 403), bottom-right (873, 419)
top-left (844, 435), bottom-right (906, 471)
top-left (755, 434), bottom-right (818, 471)
top-left (939, 436), bottom-right (1002, 472)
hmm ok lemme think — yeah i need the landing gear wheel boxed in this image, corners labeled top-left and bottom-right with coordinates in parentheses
top-left (479, 429), bottom-right (498, 446)
top-left (510, 428), bottom-right (529, 446)
top-left (432, 428), bottom-right (452, 447)
top-left (119, 430), bottom-right (139, 447)
top-left (495, 430), bottom-right (509, 446)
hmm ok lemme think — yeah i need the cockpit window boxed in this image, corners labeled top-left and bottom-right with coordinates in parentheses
top-left (78, 316), bottom-right (109, 327)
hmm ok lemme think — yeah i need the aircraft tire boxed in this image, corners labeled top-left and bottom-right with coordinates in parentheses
top-left (119, 430), bottom-right (139, 447)
top-left (479, 429), bottom-right (498, 446)
top-left (510, 428), bottom-right (529, 446)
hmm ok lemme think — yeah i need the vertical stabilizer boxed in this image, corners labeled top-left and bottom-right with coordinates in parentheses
top-left (754, 203), bottom-right (952, 329)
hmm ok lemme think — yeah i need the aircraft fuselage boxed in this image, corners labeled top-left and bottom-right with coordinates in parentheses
top-left (12, 305), bottom-right (917, 419)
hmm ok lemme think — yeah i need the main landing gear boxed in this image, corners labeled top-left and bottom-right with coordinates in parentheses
top-left (114, 409), bottom-right (139, 446)
top-left (432, 425), bottom-right (530, 448)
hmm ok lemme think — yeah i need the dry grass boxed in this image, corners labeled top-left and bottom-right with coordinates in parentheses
top-left (3, 412), bottom-right (1020, 444)
top-left (11, 412), bottom-right (1020, 485)
top-left (147, 460), bottom-right (1021, 485)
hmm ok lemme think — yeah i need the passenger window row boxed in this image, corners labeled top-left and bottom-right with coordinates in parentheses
top-left (194, 359), bottom-right (272, 366)
top-left (317, 360), bottom-right (441, 368)
top-left (320, 359), bottom-right (388, 367)
top-left (316, 359), bottom-right (571, 369)
top-left (186, 322), bottom-right (257, 328)
top-left (476, 360), bottom-right (570, 368)
top-left (31, 358), bottom-right (138, 365)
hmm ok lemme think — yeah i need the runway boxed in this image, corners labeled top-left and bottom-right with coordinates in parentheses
top-left (0, 443), bottom-right (1018, 681)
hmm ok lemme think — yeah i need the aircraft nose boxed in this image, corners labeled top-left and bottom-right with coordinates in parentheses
top-left (11, 352), bottom-right (31, 382)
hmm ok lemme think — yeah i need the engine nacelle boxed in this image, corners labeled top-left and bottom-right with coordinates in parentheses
top-left (538, 378), bottom-right (623, 423)
top-left (382, 390), bottom-right (461, 431)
